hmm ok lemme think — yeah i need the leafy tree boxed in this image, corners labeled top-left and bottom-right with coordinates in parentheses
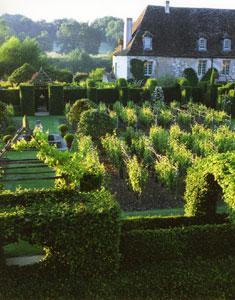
top-left (0, 36), bottom-right (42, 77)
top-left (89, 68), bottom-right (105, 81)
top-left (8, 63), bottom-right (36, 84)
top-left (0, 19), bottom-right (11, 45)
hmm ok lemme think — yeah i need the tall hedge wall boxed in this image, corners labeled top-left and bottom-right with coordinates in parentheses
top-left (120, 224), bottom-right (235, 268)
top-left (64, 88), bottom-right (87, 103)
top-left (96, 88), bottom-right (119, 105)
top-left (0, 88), bottom-right (20, 106)
top-left (0, 189), bottom-right (121, 283)
top-left (49, 85), bottom-right (64, 115)
top-left (20, 85), bottom-right (35, 116)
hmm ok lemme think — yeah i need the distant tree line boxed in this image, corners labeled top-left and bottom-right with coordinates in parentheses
top-left (0, 14), bottom-right (124, 54)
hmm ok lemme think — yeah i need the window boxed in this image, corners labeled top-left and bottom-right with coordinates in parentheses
top-left (198, 38), bottom-right (207, 51)
top-left (198, 60), bottom-right (207, 76)
top-left (144, 61), bottom-right (153, 76)
top-left (143, 36), bottom-right (152, 50)
top-left (222, 60), bottom-right (231, 76)
top-left (223, 39), bottom-right (231, 52)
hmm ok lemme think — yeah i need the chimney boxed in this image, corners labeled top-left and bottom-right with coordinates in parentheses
top-left (165, 1), bottom-right (170, 14)
top-left (124, 18), bottom-right (133, 49)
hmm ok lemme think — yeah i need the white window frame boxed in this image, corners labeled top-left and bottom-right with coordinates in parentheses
top-left (198, 38), bottom-right (207, 51)
top-left (144, 61), bottom-right (153, 76)
top-left (198, 60), bottom-right (207, 76)
top-left (143, 36), bottom-right (153, 51)
top-left (221, 60), bottom-right (231, 76)
top-left (223, 39), bottom-right (231, 52)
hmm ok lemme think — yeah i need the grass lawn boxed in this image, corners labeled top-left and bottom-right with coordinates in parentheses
top-left (2, 150), bottom-right (55, 191)
top-left (14, 115), bottom-right (66, 134)
top-left (4, 240), bottom-right (44, 258)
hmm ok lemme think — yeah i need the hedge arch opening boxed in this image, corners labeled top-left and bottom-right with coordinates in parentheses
top-left (184, 153), bottom-right (235, 220)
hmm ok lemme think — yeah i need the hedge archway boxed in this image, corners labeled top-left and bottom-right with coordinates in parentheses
top-left (184, 152), bottom-right (235, 220)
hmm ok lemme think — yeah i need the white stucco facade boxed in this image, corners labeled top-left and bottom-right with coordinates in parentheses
top-left (113, 55), bottom-right (235, 81)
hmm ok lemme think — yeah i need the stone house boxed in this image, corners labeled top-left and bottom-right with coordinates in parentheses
top-left (113, 1), bottom-right (235, 81)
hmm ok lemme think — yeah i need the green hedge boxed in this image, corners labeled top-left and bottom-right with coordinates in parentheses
top-left (128, 88), bottom-right (143, 104)
top-left (0, 189), bottom-right (121, 283)
top-left (0, 88), bottom-right (20, 106)
top-left (20, 85), bottom-right (35, 116)
top-left (96, 88), bottom-right (119, 105)
top-left (120, 224), bottom-right (235, 268)
top-left (49, 85), bottom-right (64, 115)
top-left (162, 86), bottom-right (181, 104)
top-left (64, 88), bottom-right (87, 103)
top-left (87, 87), bottom-right (97, 103)
top-left (122, 214), bottom-right (228, 232)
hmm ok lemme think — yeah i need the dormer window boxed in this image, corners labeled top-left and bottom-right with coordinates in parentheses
top-left (198, 38), bottom-right (207, 51)
top-left (143, 32), bottom-right (153, 51)
top-left (223, 39), bottom-right (231, 52)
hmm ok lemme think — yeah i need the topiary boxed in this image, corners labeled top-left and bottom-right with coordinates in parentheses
top-left (73, 72), bottom-right (89, 83)
top-left (66, 99), bottom-right (96, 128)
top-left (201, 68), bottom-right (219, 82)
top-left (8, 63), bottom-right (36, 84)
top-left (58, 124), bottom-right (68, 137)
top-left (77, 109), bottom-right (115, 141)
top-left (64, 133), bottom-right (74, 149)
top-left (183, 68), bottom-right (198, 86)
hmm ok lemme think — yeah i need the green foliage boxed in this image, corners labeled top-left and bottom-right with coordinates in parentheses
top-left (78, 109), bottom-right (115, 141)
top-left (0, 188), bottom-right (121, 288)
top-left (201, 68), bottom-right (219, 82)
top-left (66, 98), bottom-right (95, 127)
top-left (126, 155), bottom-right (148, 194)
top-left (155, 156), bottom-right (178, 190)
top-left (120, 224), bottom-right (235, 268)
top-left (8, 63), bottom-right (36, 84)
top-left (2, 134), bottom-right (12, 144)
top-left (158, 75), bottom-right (177, 87)
top-left (144, 78), bottom-right (158, 94)
top-left (184, 152), bottom-right (235, 220)
top-left (20, 84), bottom-right (35, 115)
top-left (138, 105), bottom-right (154, 127)
top-left (183, 68), bottom-right (199, 86)
top-left (149, 125), bottom-right (169, 154)
top-left (58, 124), bottom-right (68, 137)
top-left (157, 109), bottom-right (174, 128)
top-left (73, 72), bottom-right (88, 83)
top-left (49, 85), bottom-right (64, 115)
top-left (52, 68), bottom-right (73, 83)
top-left (0, 88), bottom-right (20, 106)
top-left (89, 68), bottom-right (105, 81)
top-left (122, 214), bottom-right (228, 232)
top-left (116, 78), bottom-right (127, 89)
top-left (130, 59), bottom-right (144, 80)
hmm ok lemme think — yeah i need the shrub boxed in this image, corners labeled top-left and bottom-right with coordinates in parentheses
top-left (20, 84), bottom-right (35, 115)
top-left (67, 98), bottom-right (95, 127)
top-left (64, 133), bottom-right (74, 149)
top-left (73, 72), bottom-right (89, 83)
top-left (8, 63), bottom-right (36, 84)
top-left (144, 78), bottom-right (158, 94)
top-left (158, 75), bottom-right (177, 87)
top-left (48, 85), bottom-right (64, 115)
top-left (58, 124), bottom-right (68, 137)
top-left (3, 134), bottom-right (12, 144)
top-left (162, 86), bottom-right (181, 104)
top-left (183, 68), bottom-right (199, 86)
top-left (0, 88), bottom-right (20, 106)
top-left (86, 79), bottom-right (96, 88)
top-left (120, 224), bottom-right (235, 268)
top-left (52, 69), bottom-right (73, 83)
top-left (201, 68), bottom-right (219, 82)
top-left (78, 109), bottom-right (115, 141)
top-left (89, 68), bottom-right (105, 81)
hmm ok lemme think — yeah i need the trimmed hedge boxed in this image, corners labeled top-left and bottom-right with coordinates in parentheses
top-left (162, 86), bottom-right (181, 104)
top-left (20, 85), bottom-right (35, 115)
top-left (96, 88), bottom-right (119, 105)
top-left (120, 224), bottom-right (235, 268)
top-left (128, 88), bottom-right (143, 104)
top-left (122, 214), bottom-right (228, 232)
top-left (63, 88), bottom-right (87, 103)
top-left (49, 85), bottom-right (64, 115)
top-left (0, 88), bottom-right (20, 106)
top-left (0, 189), bottom-right (121, 282)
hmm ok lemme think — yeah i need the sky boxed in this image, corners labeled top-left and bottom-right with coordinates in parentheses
top-left (1, 0), bottom-right (235, 22)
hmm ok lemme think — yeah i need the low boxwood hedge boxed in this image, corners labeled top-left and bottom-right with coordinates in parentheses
top-left (122, 213), bottom-right (228, 232)
top-left (120, 223), bottom-right (235, 268)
